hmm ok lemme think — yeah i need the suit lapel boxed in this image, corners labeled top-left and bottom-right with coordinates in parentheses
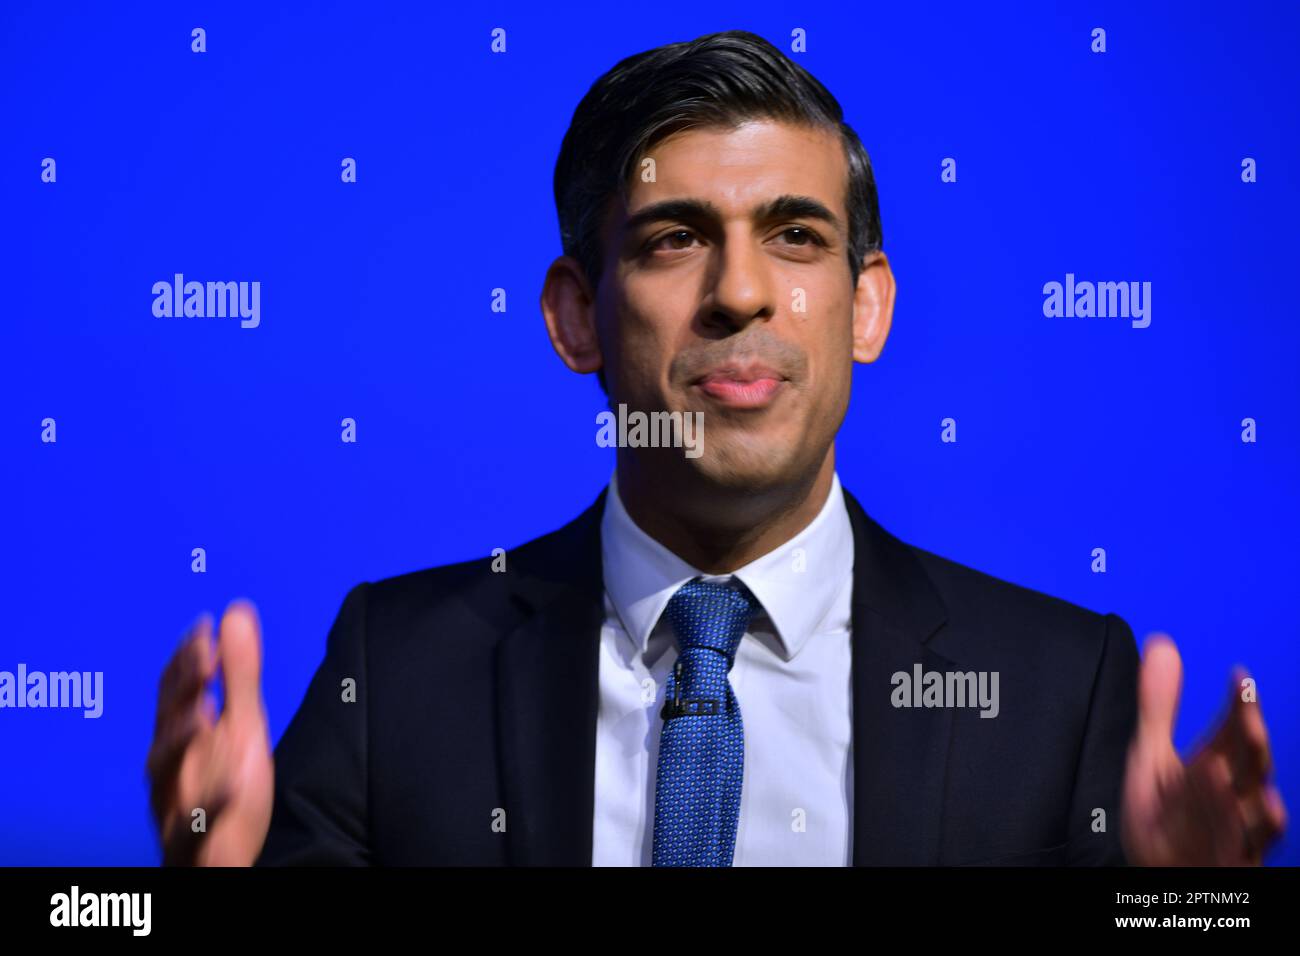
top-left (842, 489), bottom-right (956, 865)
top-left (495, 491), bottom-right (606, 866)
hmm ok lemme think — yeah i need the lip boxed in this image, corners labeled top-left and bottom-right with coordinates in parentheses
top-left (692, 365), bottom-right (787, 409)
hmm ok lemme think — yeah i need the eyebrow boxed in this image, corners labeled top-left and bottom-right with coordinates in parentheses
top-left (622, 194), bottom-right (845, 238)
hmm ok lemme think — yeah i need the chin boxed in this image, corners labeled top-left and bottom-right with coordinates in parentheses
top-left (686, 438), bottom-right (808, 494)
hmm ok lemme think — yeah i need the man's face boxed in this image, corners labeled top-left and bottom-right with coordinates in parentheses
top-left (594, 118), bottom-right (866, 493)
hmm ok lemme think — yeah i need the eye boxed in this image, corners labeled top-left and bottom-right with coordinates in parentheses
top-left (777, 226), bottom-right (826, 247)
top-left (648, 229), bottom-right (701, 252)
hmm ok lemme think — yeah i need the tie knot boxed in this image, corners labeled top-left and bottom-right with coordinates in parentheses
top-left (663, 578), bottom-right (758, 662)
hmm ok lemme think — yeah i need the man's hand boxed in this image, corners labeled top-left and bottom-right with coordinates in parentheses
top-left (146, 601), bottom-right (275, 866)
top-left (1121, 634), bottom-right (1287, 865)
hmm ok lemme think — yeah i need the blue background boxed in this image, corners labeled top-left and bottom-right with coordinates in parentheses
top-left (2, 1), bottom-right (1296, 865)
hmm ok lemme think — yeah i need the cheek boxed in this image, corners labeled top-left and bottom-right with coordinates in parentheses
top-left (794, 295), bottom-right (855, 390)
top-left (606, 307), bottom-right (676, 398)
top-left (622, 275), bottom-right (699, 358)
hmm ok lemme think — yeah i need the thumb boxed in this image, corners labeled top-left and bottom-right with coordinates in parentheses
top-left (217, 599), bottom-right (264, 720)
top-left (1136, 632), bottom-right (1182, 746)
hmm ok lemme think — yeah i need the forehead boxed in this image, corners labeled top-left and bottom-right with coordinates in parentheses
top-left (623, 118), bottom-right (848, 219)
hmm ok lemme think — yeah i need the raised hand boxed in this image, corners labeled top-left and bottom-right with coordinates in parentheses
top-left (1121, 634), bottom-right (1287, 866)
top-left (146, 601), bottom-right (275, 866)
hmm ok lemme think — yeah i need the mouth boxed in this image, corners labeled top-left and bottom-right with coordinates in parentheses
top-left (691, 364), bottom-right (788, 410)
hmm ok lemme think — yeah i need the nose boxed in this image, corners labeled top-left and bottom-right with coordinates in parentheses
top-left (702, 230), bottom-right (776, 335)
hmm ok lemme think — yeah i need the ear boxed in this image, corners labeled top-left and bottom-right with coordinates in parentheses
top-left (851, 250), bottom-right (895, 364)
top-left (541, 256), bottom-right (603, 375)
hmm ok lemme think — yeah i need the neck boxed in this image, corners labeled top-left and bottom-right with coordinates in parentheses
top-left (615, 449), bottom-right (837, 574)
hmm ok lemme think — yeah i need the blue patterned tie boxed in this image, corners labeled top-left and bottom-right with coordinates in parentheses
top-left (652, 577), bottom-right (759, 867)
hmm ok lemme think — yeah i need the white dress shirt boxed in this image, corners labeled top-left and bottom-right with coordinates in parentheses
top-left (592, 470), bottom-right (856, 866)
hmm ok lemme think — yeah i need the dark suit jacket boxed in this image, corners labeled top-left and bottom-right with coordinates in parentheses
top-left (255, 486), bottom-right (1139, 866)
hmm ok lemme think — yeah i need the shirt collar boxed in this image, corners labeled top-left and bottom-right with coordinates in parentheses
top-left (600, 470), bottom-right (855, 661)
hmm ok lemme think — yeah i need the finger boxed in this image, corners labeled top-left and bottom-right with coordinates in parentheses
top-left (1189, 751), bottom-right (1247, 865)
top-left (217, 600), bottom-right (264, 721)
top-left (156, 615), bottom-right (216, 725)
top-left (1205, 667), bottom-right (1274, 791)
top-left (147, 696), bottom-right (206, 784)
top-left (156, 619), bottom-right (209, 718)
top-left (1122, 729), bottom-right (1166, 826)
top-left (1240, 785), bottom-right (1286, 862)
top-left (146, 693), bottom-right (214, 819)
top-left (1228, 668), bottom-right (1273, 785)
top-left (1264, 785), bottom-right (1288, 837)
top-left (1137, 633), bottom-right (1183, 745)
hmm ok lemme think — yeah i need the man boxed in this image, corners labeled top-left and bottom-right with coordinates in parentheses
top-left (147, 30), bottom-right (1286, 866)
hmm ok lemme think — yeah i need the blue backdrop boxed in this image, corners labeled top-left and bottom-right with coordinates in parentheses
top-left (2, 0), bottom-right (1296, 865)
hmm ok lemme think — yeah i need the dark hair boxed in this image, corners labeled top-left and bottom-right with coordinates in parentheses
top-left (552, 29), bottom-right (884, 298)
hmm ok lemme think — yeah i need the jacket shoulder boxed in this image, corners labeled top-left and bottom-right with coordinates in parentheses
top-left (910, 544), bottom-right (1111, 629)
top-left (355, 490), bottom-right (606, 632)
top-left (905, 543), bottom-right (1136, 670)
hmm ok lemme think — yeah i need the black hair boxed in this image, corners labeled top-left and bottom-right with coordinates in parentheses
top-left (553, 29), bottom-right (883, 303)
